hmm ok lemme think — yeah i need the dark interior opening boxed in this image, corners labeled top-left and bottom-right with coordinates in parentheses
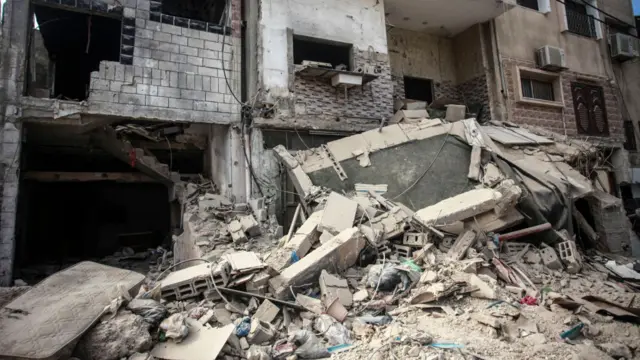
top-left (33, 5), bottom-right (121, 100)
top-left (162, 0), bottom-right (227, 25)
top-left (293, 36), bottom-right (352, 70)
top-left (15, 134), bottom-right (173, 282)
top-left (404, 76), bottom-right (434, 103)
top-left (574, 198), bottom-right (596, 248)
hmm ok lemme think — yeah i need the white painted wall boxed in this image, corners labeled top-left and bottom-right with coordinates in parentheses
top-left (259, 0), bottom-right (388, 96)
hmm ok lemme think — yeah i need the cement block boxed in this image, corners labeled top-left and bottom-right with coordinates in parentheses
top-left (228, 220), bottom-right (247, 244)
top-left (318, 192), bottom-right (358, 234)
top-left (403, 232), bottom-right (428, 247)
top-left (238, 214), bottom-right (261, 237)
top-left (557, 240), bottom-right (581, 273)
top-left (319, 231), bottom-right (334, 244)
top-left (269, 228), bottom-right (365, 299)
top-left (253, 299), bottom-right (280, 324)
top-left (414, 188), bottom-right (503, 226)
top-left (319, 270), bottom-right (352, 308)
top-left (247, 319), bottom-right (275, 344)
top-left (160, 262), bottom-right (230, 300)
top-left (272, 145), bottom-right (299, 169)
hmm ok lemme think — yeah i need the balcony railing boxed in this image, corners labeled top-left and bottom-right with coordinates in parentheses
top-left (566, 9), bottom-right (596, 38)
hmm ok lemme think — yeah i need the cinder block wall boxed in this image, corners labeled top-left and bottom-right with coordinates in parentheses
top-left (86, 0), bottom-right (242, 123)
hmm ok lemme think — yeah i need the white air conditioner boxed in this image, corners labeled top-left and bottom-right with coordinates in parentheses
top-left (610, 33), bottom-right (639, 61)
top-left (535, 45), bottom-right (567, 72)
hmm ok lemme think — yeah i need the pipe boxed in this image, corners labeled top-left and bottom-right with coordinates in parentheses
top-left (497, 223), bottom-right (553, 242)
top-left (217, 287), bottom-right (306, 310)
top-left (286, 204), bottom-right (302, 242)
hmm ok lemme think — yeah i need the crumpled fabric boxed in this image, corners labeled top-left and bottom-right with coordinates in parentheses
top-left (519, 295), bottom-right (538, 306)
top-left (127, 298), bottom-right (167, 325)
top-left (159, 313), bottom-right (189, 342)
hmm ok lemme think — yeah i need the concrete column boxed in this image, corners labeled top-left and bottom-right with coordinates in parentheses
top-left (208, 124), bottom-right (248, 203)
top-left (0, 122), bottom-right (21, 285)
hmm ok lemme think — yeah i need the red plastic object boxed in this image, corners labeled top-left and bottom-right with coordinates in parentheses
top-left (519, 295), bottom-right (538, 305)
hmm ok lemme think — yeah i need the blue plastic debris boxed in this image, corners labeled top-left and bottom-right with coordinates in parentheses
top-left (429, 343), bottom-right (464, 349)
top-left (291, 251), bottom-right (300, 264)
top-left (235, 317), bottom-right (251, 337)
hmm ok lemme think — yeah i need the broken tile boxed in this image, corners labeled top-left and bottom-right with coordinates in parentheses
top-left (319, 270), bottom-right (352, 308)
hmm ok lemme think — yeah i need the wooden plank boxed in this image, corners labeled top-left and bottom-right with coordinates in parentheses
top-left (23, 171), bottom-right (157, 183)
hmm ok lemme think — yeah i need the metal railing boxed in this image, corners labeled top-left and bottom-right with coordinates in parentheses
top-left (566, 9), bottom-right (596, 38)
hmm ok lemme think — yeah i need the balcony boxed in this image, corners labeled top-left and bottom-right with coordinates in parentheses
top-left (384, 0), bottom-right (516, 35)
top-left (566, 9), bottom-right (597, 38)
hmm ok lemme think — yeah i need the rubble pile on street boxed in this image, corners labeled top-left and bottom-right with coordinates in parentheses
top-left (2, 117), bottom-right (640, 360)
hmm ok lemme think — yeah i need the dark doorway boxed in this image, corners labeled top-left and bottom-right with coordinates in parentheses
top-left (404, 76), bottom-right (434, 103)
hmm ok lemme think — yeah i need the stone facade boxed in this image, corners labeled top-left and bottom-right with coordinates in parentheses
top-left (290, 50), bottom-right (394, 120)
top-left (502, 57), bottom-right (624, 142)
top-left (458, 75), bottom-right (490, 122)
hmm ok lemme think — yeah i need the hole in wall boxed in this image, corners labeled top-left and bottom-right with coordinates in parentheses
top-left (30, 5), bottom-right (121, 101)
top-left (293, 35), bottom-right (353, 70)
top-left (404, 76), bottom-right (434, 103)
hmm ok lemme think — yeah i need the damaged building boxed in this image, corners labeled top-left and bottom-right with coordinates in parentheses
top-left (2, 0), bottom-right (640, 358)
top-left (0, 0), bottom-right (638, 284)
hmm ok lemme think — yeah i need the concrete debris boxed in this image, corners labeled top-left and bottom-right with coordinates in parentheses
top-left (12, 119), bottom-right (640, 360)
top-left (76, 311), bottom-right (152, 360)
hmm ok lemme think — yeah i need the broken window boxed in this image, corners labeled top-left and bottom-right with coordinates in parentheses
top-left (521, 78), bottom-right (554, 101)
top-left (293, 36), bottom-right (353, 70)
top-left (162, 0), bottom-right (227, 25)
top-left (30, 5), bottom-right (121, 101)
top-left (403, 77), bottom-right (434, 103)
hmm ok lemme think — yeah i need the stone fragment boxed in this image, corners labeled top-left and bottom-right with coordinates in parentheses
top-left (447, 230), bottom-right (476, 260)
top-left (318, 192), bottom-right (358, 234)
top-left (247, 319), bottom-right (275, 344)
top-left (471, 313), bottom-right (501, 329)
top-left (238, 214), bottom-right (261, 237)
top-left (414, 189), bottom-right (503, 226)
top-left (597, 343), bottom-right (632, 359)
top-left (319, 270), bottom-right (353, 307)
top-left (76, 311), bottom-right (152, 360)
top-left (253, 300), bottom-right (280, 324)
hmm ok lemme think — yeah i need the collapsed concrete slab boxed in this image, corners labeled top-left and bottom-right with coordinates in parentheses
top-left (413, 188), bottom-right (504, 227)
top-left (269, 227), bottom-right (365, 299)
top-left (318, 192), bottom-right (358, 235)
top-left (265, 211), bottom-right (323, 273)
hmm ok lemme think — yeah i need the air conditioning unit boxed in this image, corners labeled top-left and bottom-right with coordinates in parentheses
top-left (610, 33), bottom-right (639, 61)
top-left (536, 45), bottom-right (567, 72)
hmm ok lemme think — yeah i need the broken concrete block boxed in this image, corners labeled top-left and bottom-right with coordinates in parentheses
top-left (224, 251), bottom-right (264, 274)
top-left (467, 274), bottom-right (496, 299)
top-left (248, 319), bottom-right (275, 344)
top-left (272, 145), bottom-right (299, 169)
top-left (160, 262), bottom-right (230, 301)
top-left (391, 109), bottom-right (429, 124)
top-left (77, 311), bottom-right (152, 360)
top-left (482, 163), bottom-right (504, 187)
top-left (414, 188), bottom-right (503, 226)
top-left (494, 180), bottom-right (522, 216)
top-left (319, 230), bottom-right (334, 244)
top-left (238, 214), bottom-right (261, 237)
top-left (253, 300), bottom-right (280, 324)
top-left (296, 294), bottom-right (324, 314)
top-left (370, 206), bottom-right (410, 241)
top-left (269, 227), bottom-right (365, 299)
top-left (403, 232), bottom-right (428, 247)
top-left (228, 220), bottom-right (248, 244)
top-left (557, 240), bottom-right (581, 274)
top-left (318, 192), bottom-right (358, 234)
top-left (249, 197), bottom-right (265, 213)
top-left (319, 270), bottom-right (352, 308)
top-left (290, 166), bottom-right (315, 197)
top-left (471, 313), bottom-right (501, 329)
top-left (468, 146), bottom-right (482, 181)
top-left (265, 211), bottom-right (323, 273)
top-left (352, 289), bottom-right (368, 302)
top-left (445, 104), bottom-right (466, 122)
top-left (447, 230), bottom-right (477, 260)
top-left (394, 244), bottom-right (413, 258)
top-left (540, 244), bottom-right (562, 270)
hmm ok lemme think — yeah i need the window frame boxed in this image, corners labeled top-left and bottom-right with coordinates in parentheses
top-left (521, 77), bottom-right (555, 102)
top-left (403, 76), bottom-right (434, 103)
top-left (514, 66), bottom-right (564, 108)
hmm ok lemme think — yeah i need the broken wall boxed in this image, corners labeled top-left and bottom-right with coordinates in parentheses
top-left (84, 0), bottom-right (242, 124)
top-left (387, 28), bottom-right (460, 104)
top-left (258, 0), bottom-right (394, 123)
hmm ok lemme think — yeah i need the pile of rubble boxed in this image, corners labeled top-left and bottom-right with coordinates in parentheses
top-left (2, 117), bottom-right (640, 360)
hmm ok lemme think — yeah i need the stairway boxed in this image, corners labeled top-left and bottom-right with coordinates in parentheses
top-left (91, 126), bottom-right (181, 193)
